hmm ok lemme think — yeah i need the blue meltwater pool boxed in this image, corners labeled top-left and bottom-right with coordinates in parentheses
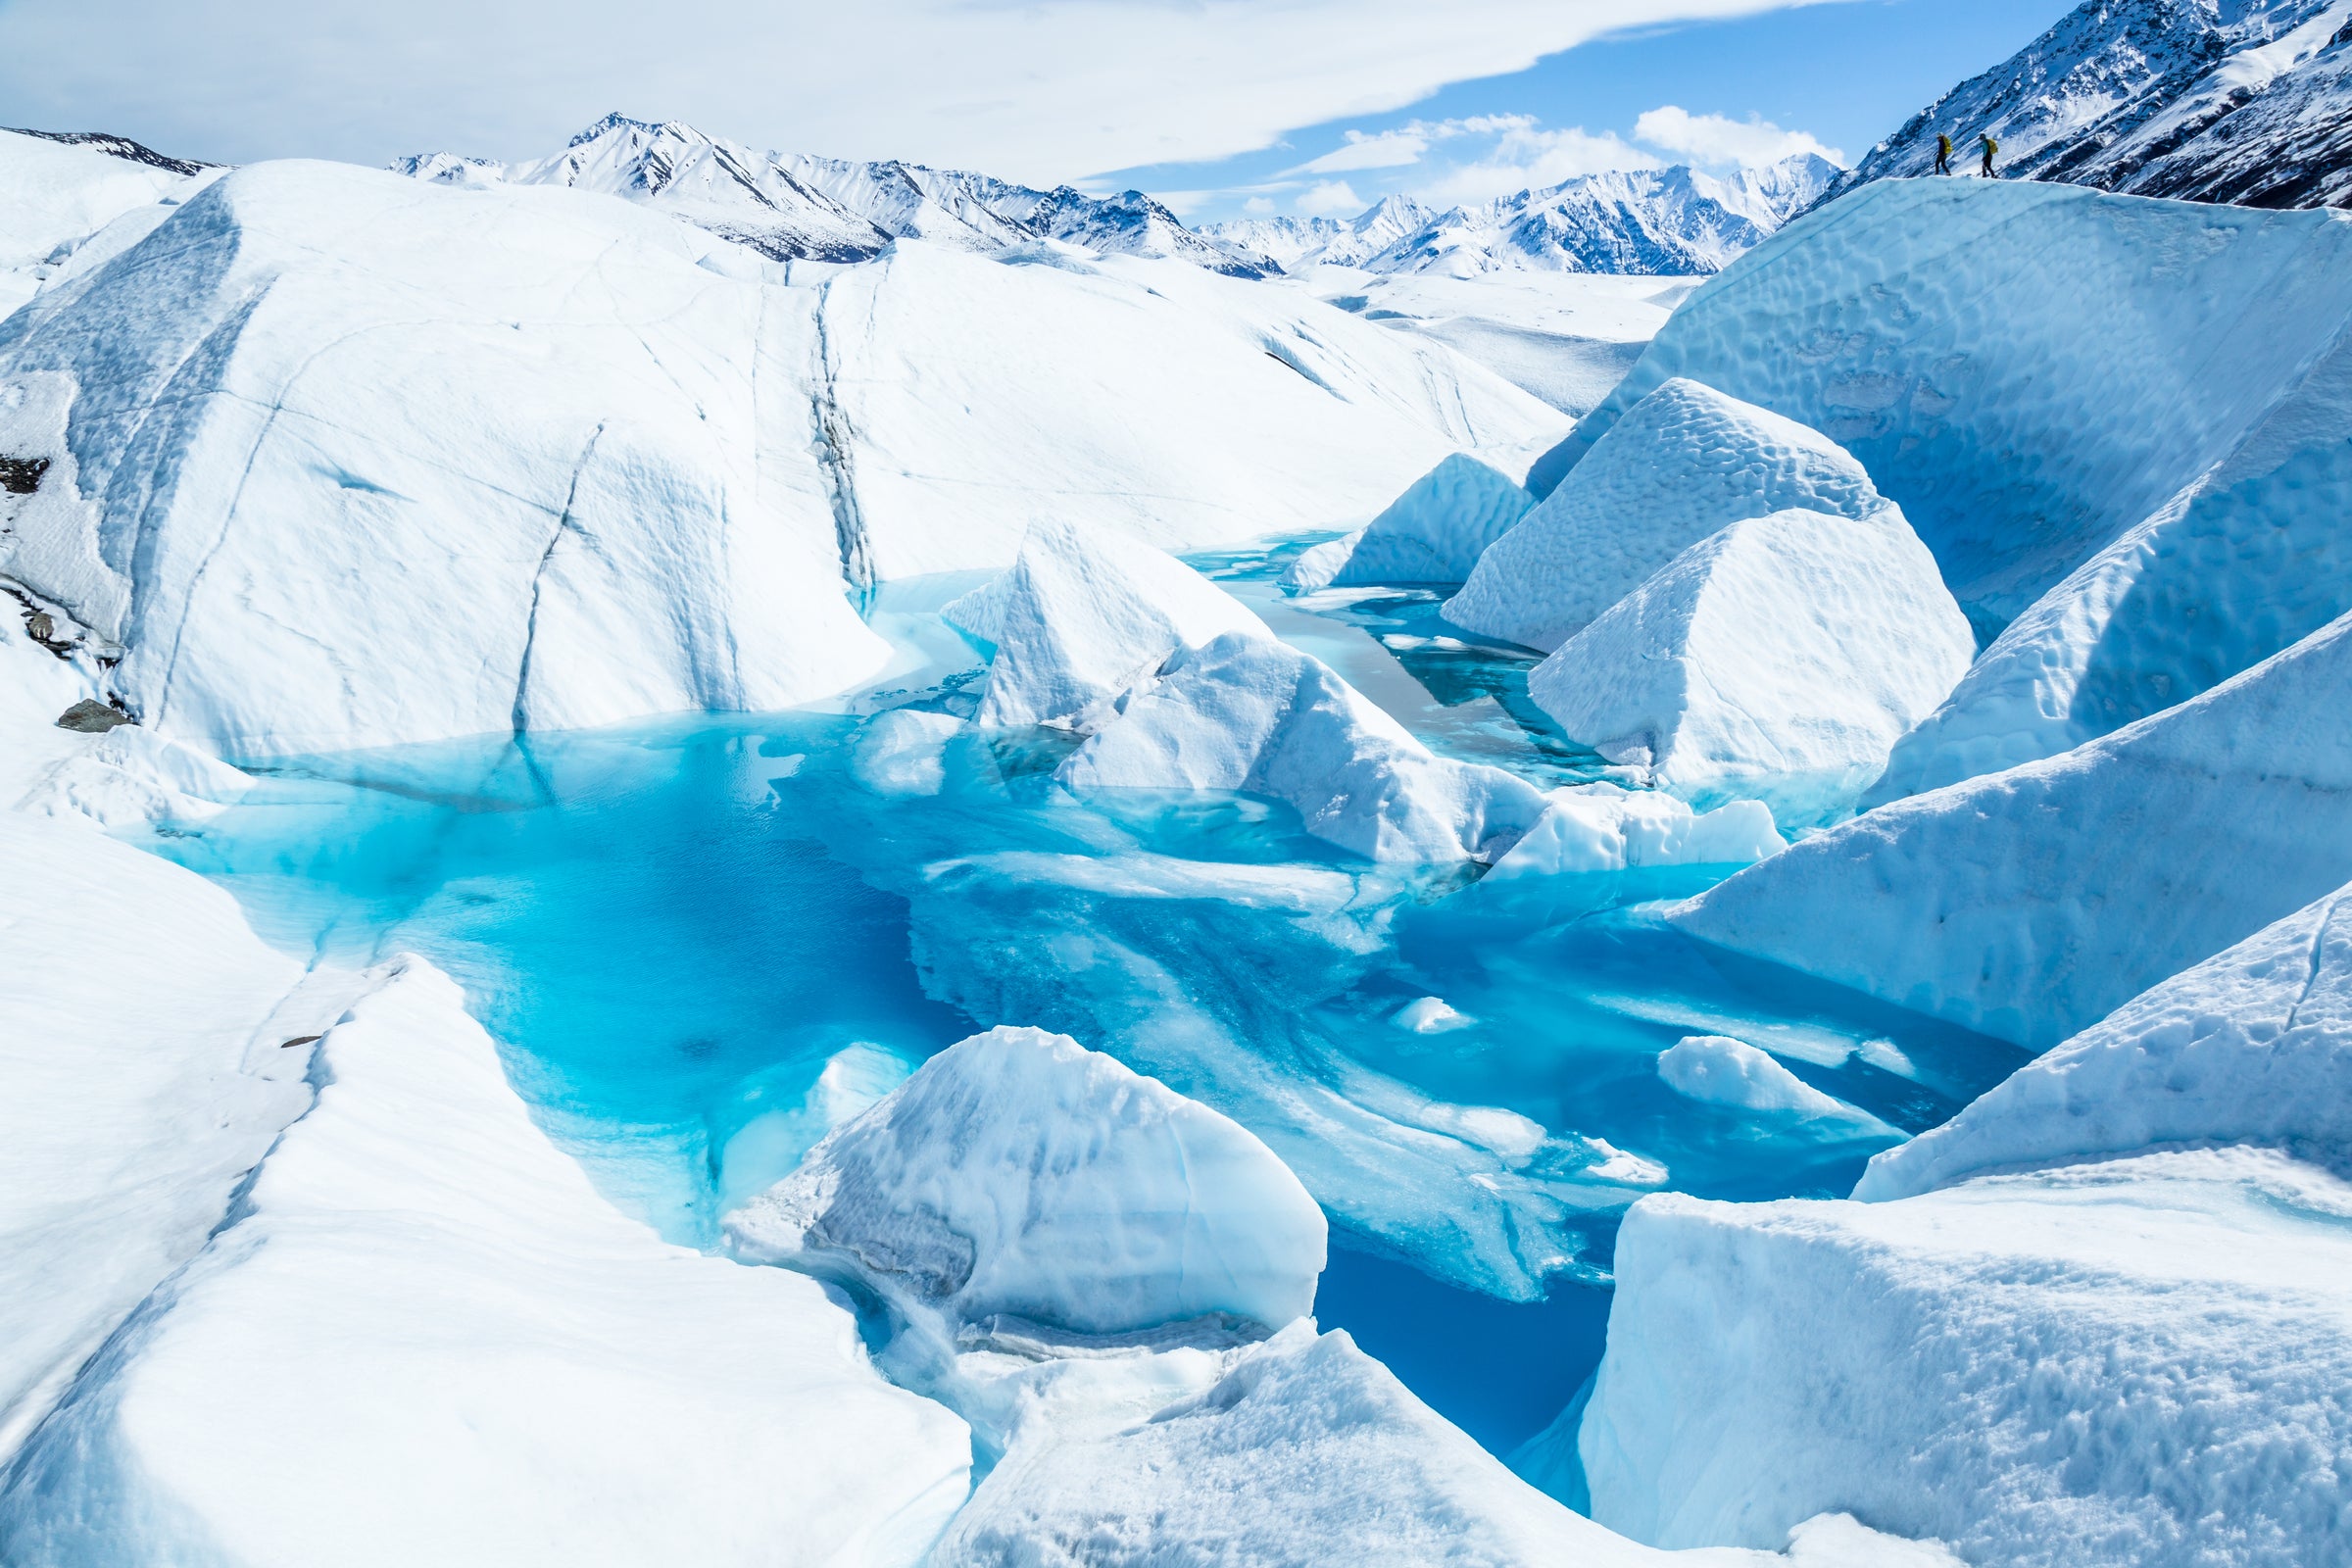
top-left (139, 540), bottom-right (2026, 1468)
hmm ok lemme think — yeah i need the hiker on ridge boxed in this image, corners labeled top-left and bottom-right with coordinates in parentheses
top-left (1981, 133), bottom-right (1998, 176)
top-left (1935, 133), bottom-right (1952, 174)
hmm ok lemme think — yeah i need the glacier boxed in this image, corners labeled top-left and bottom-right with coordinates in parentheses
top-left (1283, 453), bottom-right (1535, 594)
top-left (1552, 178), bottom-right (2352, 641)
top-left (1674, 608), bottom-right (2352, 1049)
top-left (1446, 378), bottom-right (1895, 655)
top-left (1523, 507), bottom-right (1972, 828)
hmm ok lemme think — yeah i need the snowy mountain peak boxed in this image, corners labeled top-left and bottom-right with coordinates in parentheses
top-left (392, 119), bottom-right (1279, 275)
top-left (1205, 155), bottom-right (1837, 278)
top-left (3, 126), bottom-right (216, 178)
top-left (1824, 0), bottom-right (2352, 207)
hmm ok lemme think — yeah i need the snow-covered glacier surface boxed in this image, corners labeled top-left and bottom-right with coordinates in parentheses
top-left (133, 549), bottom-right (2023, 1461)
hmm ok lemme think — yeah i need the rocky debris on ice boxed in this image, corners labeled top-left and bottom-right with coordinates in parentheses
top-left (1446, 379), bottom-right (1895, 654)
top-left (1581, 1148), bottom-right (2352, 1568)
top-left (399, 115), bottom-right (1279, 277)
top-left (1484, 783), bottom-right (1783, 880)
top-left (726, 1025), bottom-right (1326, 1346)
top-left (948, 519), bottom-right (1268, 729)
top-left (1870, 270), bottom-right (2352, 801)
top-left (1674, 609), bottom-right (2352, 1049)
top-left (1859, 880), bottom-right (2352, 1200)
top-left (1823, 0), bottom-right (2352, 211)
top-left (0, 958), bottom-right (972, 1566)
top-left (1283, 453), bottom-right (1533, 593)
top-left (0, 127), bottom-right (212, 316)
top-left (1527, 508), bottom-right (1972, 827)
top-left (1058, 631), bottom-right (1549, 862)
top-left (1557, 179), bottom-right (2352, 639)
top-left (0, 155), bottom-right (1559, 758)
top-left (942, 1316), bottom-right (1962, 1568)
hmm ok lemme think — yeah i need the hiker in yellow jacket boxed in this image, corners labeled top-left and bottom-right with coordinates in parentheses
top-left (1936, 133), bottom-right (1953, 174)
top-left (1981, 133), bottom-right (1998, 176)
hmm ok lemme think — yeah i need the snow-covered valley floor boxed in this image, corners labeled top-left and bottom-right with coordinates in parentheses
top-left (137, 538), bottom-right (2022, 1463)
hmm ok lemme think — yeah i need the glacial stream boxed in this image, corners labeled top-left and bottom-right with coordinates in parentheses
top-left (139, 538), bottom-right (2027, 1463)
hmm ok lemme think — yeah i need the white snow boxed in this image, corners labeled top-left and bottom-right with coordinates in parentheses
top-left (0, 158), bottom-right (891, 756)
top-left (0, 155), bottom-right (1559, 758)
top-left (1655, 1036), bottom-right (1858, 1120)
top-left (1561, 179), bottom-right (2352, 633)
top-left (1523, 509), bottom-right (1972, 827)
top-left (1859, 880), bottom-right (2352, 1200)
top-left (1673, 609), bottom-right (2352, 1049)
top-left (1871, 296), bottom-right (2352, 801)
top-left (951, 519), bottom-right (1268, 729)
top-left (1058, 630), bottom-right (1549, 862)
top-left (0, 130), bottom-right (206, 317)
top-left (1282, 453), bottom-right (1532, 593)
top-left (725, 1025), bottom-right (1327, 1343)
top-left (1447, 379), bottom-right (1895, 654)
top-left (942, 1317), bottom-right (1959, 1568)
top-left (1277, 267), bottom-right (1691, 417)
top-left (0, 958), bottom-right (972, 1566)
top-left (1486, 784), bottom-right (1784, 880)
top-left (815, 238), bottom-right (1566, 580)
top-left (0, 812), bottom-right (321, 1460)
top-left (1582, 1148), bottom-right (2352, 1568)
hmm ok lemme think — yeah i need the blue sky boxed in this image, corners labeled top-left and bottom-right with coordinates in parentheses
top-left (1106, 0), bottom-right (2073, 223)
top-left (0, 0), bottom-right (2069, 198)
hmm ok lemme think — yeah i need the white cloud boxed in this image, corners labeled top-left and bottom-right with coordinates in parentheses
top-left (1243, 195), bottom-right (1277, 215)
top-left (1296, 180), bottom-right (1367, 216)
top-left (0, 0), bottom-right (1830, 186)
top-left (1633, 105), bottom-right (1845, 170)
top-left (1413, 124), bottom-right (1660, 205)
top-left (1299, 127), bottom-right (1434, 173)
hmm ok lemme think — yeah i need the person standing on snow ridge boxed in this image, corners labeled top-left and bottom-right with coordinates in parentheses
top-left (1981, 133), bottom-right (1998, 176)
top-left (1936, 133), bottom-right (1952, 174)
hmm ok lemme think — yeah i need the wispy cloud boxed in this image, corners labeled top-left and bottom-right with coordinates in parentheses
top-left (1411, 124), bottom-right (1660, 206)
top-left (1633, 106), bottom-right (1845, 169)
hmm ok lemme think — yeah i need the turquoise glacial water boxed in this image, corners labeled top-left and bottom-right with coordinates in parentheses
top-left (138, 542), bottom-right (2028, 1462)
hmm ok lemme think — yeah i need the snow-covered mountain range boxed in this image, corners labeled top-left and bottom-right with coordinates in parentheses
top-left (1824, 0), bottom-right (2352, 207)
top-left (394, 114), bottom-right (1280, 275)
top-left (1207, 155), bottom-right (1839, 277)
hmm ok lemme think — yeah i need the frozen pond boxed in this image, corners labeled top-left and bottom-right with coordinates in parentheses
top-left (140, 539), bottom-right (2026, 1463)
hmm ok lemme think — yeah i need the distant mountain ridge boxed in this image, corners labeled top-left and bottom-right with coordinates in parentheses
top-left (394, 115), bottom-right (1281, 276)
top-left (1823, 0), bottom-right (2352, 208)
top-left (1204, 154), bottom-right (1840, 277)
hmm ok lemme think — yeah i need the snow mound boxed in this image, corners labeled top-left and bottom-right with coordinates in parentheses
top-left (1582, 1149), bottom-right (2352, 1568)
top-left (1672, 609), bottom-right (2352, 1049)
top-left (725, 1025), bottom-right (1326, 1341)
top-left (942, 1317), bottom-right (1961, 1568)
top-left (1447, 378), bottom-right (1892, 653)
top-left (1871, 305), bottom-right (2352, 800)
top-left (1485, 783), bottom-right (1783, 879)
top-left (1551, 179), bottom-right (2352, 633)
top-left (0, 128), bottom-right (207, 315)
top-left (1525, 509), bottom-right (1972, 827)
top-left (1058, 630), bottom-right (1549, 862)
top-left (1282, 453), bottom-right (1532, 593)
top-left (1656, 1036), bottom-right (1855, 1120)
top-left (853, 708), bottom-right (965, 797)
top-left (952, 519), bottom-right (1268, 729)
top-left (0, 959), bottom-right (972, 1564)
top-left (0, 158), bottom-right (891, 755)
top-left (0, 812), bottom-right (324, 1462)
top-left (1860, 880), bottom-right (2352, 1200)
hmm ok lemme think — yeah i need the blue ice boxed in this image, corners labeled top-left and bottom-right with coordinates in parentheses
top-left (140, 538), bottom-right (2026, 1461)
